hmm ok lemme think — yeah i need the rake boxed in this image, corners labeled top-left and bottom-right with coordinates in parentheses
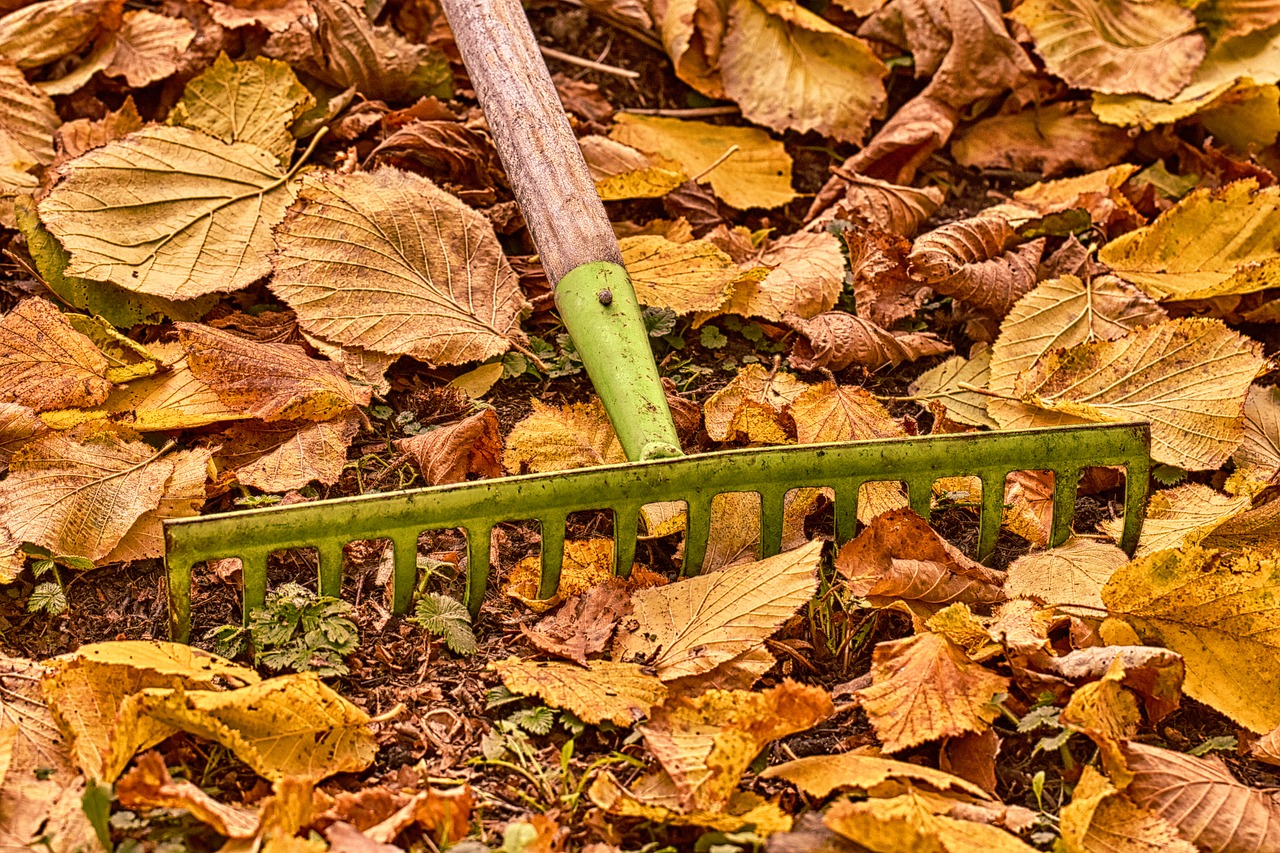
top-left (163, 0), bottom-right (1151, 641)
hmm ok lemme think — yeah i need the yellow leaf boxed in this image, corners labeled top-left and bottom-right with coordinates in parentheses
top-left (491, 657), bottom-right (667, 726)
top-left (504, 398), bottom-right (625, 473)
top-left (638, 680), bottom-right (833, 810)
top-left (0, 297), bottom-right (111, 412)
top-left (1060, 766), bottom-right (1198, 853)
top-left (720, 0), bottom-right (886, 142)
top-left (1010, 0), bottom-right (1204, 100)
top-left (0, 60), bottom-right (58, 175)
top-left (0, 401), bottom-right (46, 465)
top-left (1102, 546), bottom-right (1280, 732)
top-left (1233, 384), bottom-right (1280, 486)
top-left (1004, 537), bottom-right (1129, 614)
top-left (168, 53), bottom-right (314, 164)
top-left (854, 632), bottom-right (1009, 752)
top-left (271, 169), bottom-right (526, 366)
top-left (179, 323), bottom-right (370, 422)
top-left (40, 127), bottom-right (295, 300)
top-left (1061, 658), bottom-right (1141, 778)
top-left (1014, 318), bottom-right (1266, 469)
top-left (580, 135), bottom-right (687, 200)
top-left (133, 672), bottom-right (377, 781)
top-left (1100, 180), bottom-right (1280, 301)
top-left (620, 234), bottom-right (747, 314)
top-left (503, 539), bottom-right (665, 612)
top-left (0, 424), bottom-right (175, 562)
top-left (761, 748), bottom-right (990, 800)
top-left (117, 752), bottom-right (260, 838)
top-left (589, 771), bottom-right (793, 834)
top-left (449, 361), bottom-right (503, 399)
top-left (1101, 483), bottom-right (1252, 558)
top-left (613, 539), bottom-right (821, 681)
top-left (702, 363), bottom-right (809, 443)
top-left (610, 113), bottom-right (797, 210)
top-left (825, 789), bottom-right (1038, 853)
top-left (988, 274), bottom-right (1166, 429)
top-left (1199, 82), bottom-right (1280, 152)
top-left (909, 346), bottom-right (998, 429)
top-left (714, 230), bottom-right (845, 321)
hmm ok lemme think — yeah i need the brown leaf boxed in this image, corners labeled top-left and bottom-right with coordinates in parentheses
top-left (1011, 164), bottom-right (1144, 230)
top-left (940, 728), bottom-right (999, 796)
top-left (908, 211), bottom-right (1022, 284)
top-left (552, 73), bottom-right (613, 122)
top-left (0, 298), bottom-right (111, 412)
top-left (106, 446), bottom-right (213, 563)
top-left (713, 230), bottom-right (846, 322)
top-left (522, 582), bottom-right (632, 665)
top-left (117, 752), bottom-right (259, 838)
top-left (216, 412), bottom-right (361, 491)
top-left (178, 323), bottom-right (371, 422)
top-left (1122, 741), bottom-right (1280, 852)
top-left (367, 120), bottom-right (505, 190)
top-left (843, 225), bottom-right (930, 327)
top-left (202, 0), bottom-right (310, 33)
top-left (1060, 765), bottom-right (1198, 853)
top-left (0, 58), bottom-right (58, 173)
top-left (363, 785), bottom-right (472, 846)
top-left (1043, 646), bottom-right (1184, 724)
top-left (854, 631), bottom-right (1010, 752)
top-left (102, 9), bottom-right (194, 88)
top-left (581, 135), bottom-right (686, 201)
top-left (702, 363), bottom-right (809, 443)
top-left (0, 401), bottom-right (46, 468)
top-left (394, 409), bottom-right (502, 486)
top-left (811, 170), bottom-right (946, 237)
top-left (53, 95), bottom-right (144, 166)
top-left (951, 102), bottom-right (1133, 178)
top-left (929, 238), bottom-right (1045, 317)
top-left (836, 508), bottom-right (1006, 613)
top-left (786, 311), bottom-right (952, 372)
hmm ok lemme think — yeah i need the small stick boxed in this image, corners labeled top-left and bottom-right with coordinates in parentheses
top-left (539, 45), bottom-right (639, 79)
top-left (621, 105), bottom-right (741, 118)
top-left (692, 144), bottom-right (740, 182)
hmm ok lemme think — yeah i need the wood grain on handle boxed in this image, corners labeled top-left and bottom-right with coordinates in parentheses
top-left (441, 0), bottom-right (621, 283)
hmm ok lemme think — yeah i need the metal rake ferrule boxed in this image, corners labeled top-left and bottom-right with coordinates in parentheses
top-left (164, 421), bottom-right (1151, 641)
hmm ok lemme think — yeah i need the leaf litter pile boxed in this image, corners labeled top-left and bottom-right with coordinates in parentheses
top-left (1, 0), bottom-right (1280, 849)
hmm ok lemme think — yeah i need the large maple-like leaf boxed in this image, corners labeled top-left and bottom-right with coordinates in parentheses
top-left (39, 126), bottom-right (296, 300)
top-left (1013, 317), bottom-right (1266, 470)
top-left (270, 168), bottom-right (526, 367)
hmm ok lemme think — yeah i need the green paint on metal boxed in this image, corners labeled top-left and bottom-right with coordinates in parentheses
top-left (555, 262), bottom-right (681, 462)
top-left (165, 421), bottom-right (1151, 642)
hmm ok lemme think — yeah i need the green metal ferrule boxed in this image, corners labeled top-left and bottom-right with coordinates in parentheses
top-left (555, 261), bottom-right (682, 462)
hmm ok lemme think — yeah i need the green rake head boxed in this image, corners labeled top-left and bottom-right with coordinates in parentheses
top-left (164, 421), bottom-right (1150, 642)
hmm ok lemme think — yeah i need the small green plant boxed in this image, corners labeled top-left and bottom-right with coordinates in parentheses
top-left (410, 593), bottom-right (478, 655)
top-left (207, 582), bottom-right (358, 677)
top-left (25, 550), bottom-right (93, 616)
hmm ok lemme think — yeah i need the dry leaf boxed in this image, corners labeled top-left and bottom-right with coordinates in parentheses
top-left (0, 0), bottom-right (117, 69)
top-left (491, 657), bottom-right (666, 726)
top-left (0, 59), bottom-right (58, 179)
top-left (908, 211), bottom-right (1022, 284)
top-left (837, 93), bottom-right (958, 186)
top-left (581, 135), bottom-right (686, 201)
top-left (0, 424), bottom-right (175, 563)
top-left (702, 363), bottom-right (809, 443)
top-left (1101, 483), bottom-right (1252, 558)
top-left (786, 311), bottom-right (952, 372)
top-left (1011, 0), bottom-right (1205, 100)
top-left (53, 95), bottom-right (143, 164)
top-left (714, 230), bottom-right (845, 322)
top-left (620, 234), bottom-right (751, 314)
top-left (179, 324), bottom-right (369, 422)
top-left (815, 172), bottom-right (945, 238)
top-left (0, 401), bottom-right (46, 467)
top-left (394, 409), bottom-right (502, 486)
top-left (639, 680), bottom-right (834, 811)
top-left (824, 788), bottom-right (1037, 853)
top-left (1061, 659), bottom-right (1142, 774)
top-left (761, 748), bottom-right (990, 799)
top-left (1045, 646), bottom-right (1184, 724)
top-left (854, 631), bottom-right (1010, 752)
top-left (1011, 164), bottom-right (1143, 227)
top-left (100, 9), bottom-right (194, 88)
top-left (589, 771), bottom-right (793, 834)
top-left (504, 539), bottom-right (665, 612)
top-left (720, 0), bottom-right (886, 143)
top-left (836, 508), bottom-right (1006, 614)
top-left (168, 53), bottom-right (314, 163)
top-left (521, 582), bottom-right (632, 665)
top-left (908, 345), bottom-right (998, 429)
top-left (1004, 538), bottom-right (1129, 614)
top-left (951, 102), bottom-right (1132, 177)
top-left (1103, 546), bottom-right (1280, 733)
top-left (929, 239), bottom-right (1045, 317)
top-left (367, 120), bottom-right (506, 191)
top-left (117, 752), bottom-right (260, 838)
top-left (105, 447), bottom-right (212, 564)
top-left (270, 168), bottom-right (526, 366)
top-left (1013, 318), bottom-right (1266, 470)
top-left (1060, 765), bottom-right (1198, 853)
top-left (39, 126), bottom-right (295, 300)
top-left (504, 398), bottom-right (625, 473)
top-left (0, 298), bottom-right (111, 412)
top-left (987, 274), bottom-right (1166, 429)
top-left (217, 413), bottom-right (361, 491)
top-left (842, 225), bottom-right (929, 328)
top-left (1233, 384), bottom-right (1280, 486)
top-left (613, 539), bottom-right (821, 681)
top-left (609, 114), bottom-right (797, 210)
top-left (1099, 179), bottom-right (1280, 301)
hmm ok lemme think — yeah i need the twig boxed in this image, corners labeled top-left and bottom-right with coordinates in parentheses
top-left (539, 45), bottom-right (639, 79)
top-left (692, 144), bottom-right (740, 182)
top-left (621, 105), bottom-right (741, 118)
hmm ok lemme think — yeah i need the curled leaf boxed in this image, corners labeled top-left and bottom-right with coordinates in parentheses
top-left (929, 239), bottom-right (1045, 317)
top-left (786, 311), bottom-right (951, 372)
top-left (908, 211), bottom-right (1022, 284)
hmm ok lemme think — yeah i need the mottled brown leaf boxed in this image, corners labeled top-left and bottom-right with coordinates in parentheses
top-left (930, 239), bottom-right (1045, 317)
top-left (952, 102), bottom-right (1133, 178)
top-left (908, 212), bottom-right (1022, 284)
top-left (0, 401), bottom-right (46, 468)
top-left (843, 225), bottom-right (929, 327)
top-left (522, 583), bottom-right (632, 666)
top-left (0, 298), bottom-right (111, 412)
top-left (786, 310), bottom-right (952, 372)
top-left (216, 412), bottom-right (361, 491)
top-left (394, 409), bottom-right (502, 486)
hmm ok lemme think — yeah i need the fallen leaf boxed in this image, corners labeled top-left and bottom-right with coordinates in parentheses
top-left (908, 345), bottom-right (998, 429)
top-left (0, 424), bottom-right (175, 563)
top-left (720, 0), bottom-right (886, 142)
top-left (714, 229), bottom-right (846, 321)
top-left (581, 135), bottom-right (687, 200)
top-left (908, 211), bottom-right (1022, 285)
top-left (1010, 0), bottom-right (1205, 100)
top-left (987, 274), bottom-right (1166, 429)
top-left (824, 788), bottom-right (1037, 853)
top-left (842, 225), bottom-right (929, 328)
top-left (951, 102), bottom-right (1132, 178)
top-left (639, 680), bottom-right (833, 810)
top-left (100, 9), bottom-right (194, 88)
top-left (117, 752), bottom-right (260, 838)
top-left (589, 771), bottom-right (793, 834)
top-left (786, 311), bottom-right (952, 372)
top-left (1201, 497), bottom-right (1280, 552)
top-left (270, 168), bottom-right (526, 366)
top-left (702, 363), bottom-right (809, 443)
top-left (217, 412), bottom-right (361, 491)
top-left (1004, 537), bottom-right (1129, 614)
top-left (647, 0), bottom-right (728, 100)
top-left (53, 95), bottom-right (143, 164)
top-left (394, 409), bottom-right (502, 486)
top-left (1121, 741), bottom-right (1280, 852)
top-left (613, 539), bottom-right (821, 681)
top-left (854, 631), bottom-right (1010, 752)
top-left (0, 298), bottom-right (111, 412)
top-left (833, 94), bottom-right (958, 186)
top-left (0, 0), bottom-right (118, 69)
top-left (504, 398), bottom-right (625, 473)
top-left (1060, 765), bottom-right (1198, 853)
top-left (1013, 318), bottom-right (1266, 470)
top-left (39, 126), bottom-right (296, 300)
top-left (105, 446), bottom-right (212, 564)
top-left (1102, 546), bottom-right (1280, 732)
top-left (761, 748), bottom-right (990, 799)
top-left (491, 657), bottom-right (667, 726)
top-left (0, 59), bottom-right (58, 178)
top-left (939, 728), bottom-right (999, 795)
top-left (168, 53), bottom-right (314, 163)
top-left (1198, 82), bottom-right (1280, 153)
top-left (179, 323), bottom-right (370, 422)
top-left (1101, 483), bottom-right (1252, 558)
top-left (366, 120), bottom-right (506, 191)
top-left (0, 401), bottom-right (46, 467)
top-left (1011, 164), bottom-right (1143, 228)
top-left (812, 172), bottom-right (944, 237)
top-left (504, 539), bottom-right (665, 612)
top-left (620, 234), bottom-right (753, 314)
top-left (363, 784), bottom-right (472, 847)
top-left (1061, 659), bottom-right (1142, 775)
top-left (609, 113), bottom-right (797, 210)
top-left (521, 582), bottom-right (632, 665)
top-left (1233, 385), bottom-right (1280, 487)
top-left (928, 238), bottom-right (1046, 318)
top-left (1043, 646), bottom-right (1184, 724)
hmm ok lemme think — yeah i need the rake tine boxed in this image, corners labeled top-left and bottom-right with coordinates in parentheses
top-left (1050, 468), bottom-right (1079, 548)
top-left (613, 504), bottom-right (640, 578)
top-left (392, 531), bottom-right (419, 614)
top-left (168, 558), bottom-right (193, 643)
top-left (907, 477), bottom-right (933, 520)
top-left (682, 497), bottom-right (711, 577)
top-left (317, 540), bottom-right (345, 598)
top-left (538, 513), bottom-right (567, 600)
top-left (241, 546), bottom-right (272, 620)
top-left (834, 481), bottom-right (860, 545)
top-left (977, 471), bottom-right (1007, 561)
top-left (760, 489), bottom-right (785, 558)
top-left (1119, 461), bottom-right (1150, 554)
top-left (464, 524), bottom-right (493, 617)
